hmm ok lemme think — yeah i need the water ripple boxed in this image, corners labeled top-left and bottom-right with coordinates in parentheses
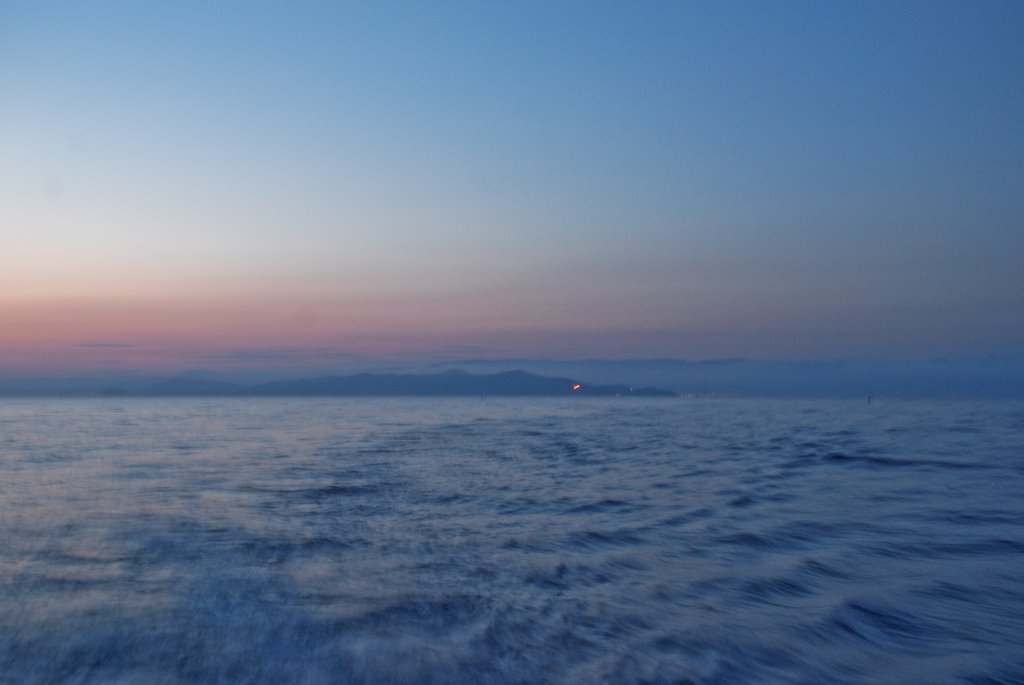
top-left (0, 397), bottom-right (1022, 683)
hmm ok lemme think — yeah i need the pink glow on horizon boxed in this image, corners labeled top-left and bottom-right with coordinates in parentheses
top-left (0, 294), bottom-right (709, 374)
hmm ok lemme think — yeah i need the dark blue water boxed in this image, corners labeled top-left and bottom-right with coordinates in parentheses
top-left (1, 398), bottom-right (1022, 683)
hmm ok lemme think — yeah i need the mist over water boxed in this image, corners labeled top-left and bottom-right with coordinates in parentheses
top-left (1, 397), bottom-right (1022, 683)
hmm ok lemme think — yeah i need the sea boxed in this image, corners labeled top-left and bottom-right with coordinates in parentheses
top-left (0, 397), bottom-right (1022, 684)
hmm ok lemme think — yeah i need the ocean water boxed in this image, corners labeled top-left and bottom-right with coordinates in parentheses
top-left (0, 397), bottom-right (1022, 684)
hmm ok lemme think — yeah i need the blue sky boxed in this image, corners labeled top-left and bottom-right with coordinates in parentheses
top-left (2, 1), bottom-right (1022, 372)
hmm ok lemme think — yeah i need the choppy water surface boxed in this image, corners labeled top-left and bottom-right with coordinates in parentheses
top-left (1, 397), bottom-right (1022, 684)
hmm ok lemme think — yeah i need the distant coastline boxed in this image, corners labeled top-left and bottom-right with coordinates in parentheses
top-left (0, 370), bottom-right (675, 399)
top-left (3, 356), bottom-right (1023, 399)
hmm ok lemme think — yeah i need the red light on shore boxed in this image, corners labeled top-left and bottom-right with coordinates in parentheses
top-left (572, 383), bottom-right (581, 391)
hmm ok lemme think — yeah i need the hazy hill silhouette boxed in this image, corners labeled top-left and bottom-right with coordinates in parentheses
top-left (140, 370), bottom-right (673, 398)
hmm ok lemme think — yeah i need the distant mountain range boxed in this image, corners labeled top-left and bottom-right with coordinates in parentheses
top-left (3, 356), bottom-right (1023, 398)
top-left (426, 357), bottom-right (1024, 399)
top-left (10, 370), bottom-right (674, 398)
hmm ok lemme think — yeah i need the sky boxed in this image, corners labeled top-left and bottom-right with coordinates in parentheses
top-left (2, 1), bottom-right (1023, 375)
